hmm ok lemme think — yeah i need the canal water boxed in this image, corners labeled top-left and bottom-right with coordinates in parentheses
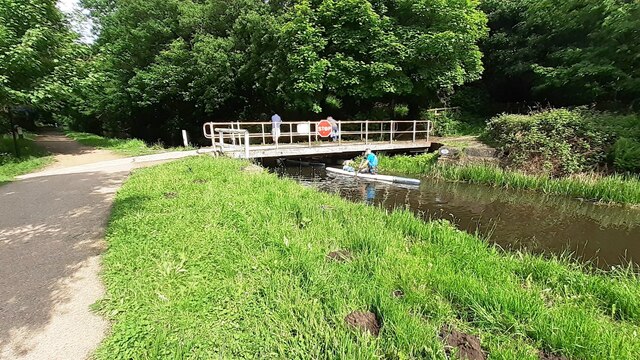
top-left (274, 163), bottom-right (640, 268)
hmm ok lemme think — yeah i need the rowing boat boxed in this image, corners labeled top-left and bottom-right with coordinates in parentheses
top-left (326, 167), bottom-right (421, 186)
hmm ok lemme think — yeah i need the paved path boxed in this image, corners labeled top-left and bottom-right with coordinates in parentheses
top-left (0, 132), bottom-right (200, 359)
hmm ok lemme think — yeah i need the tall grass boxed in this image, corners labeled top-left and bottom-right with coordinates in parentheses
top-left (65, 131), bottom-right (191, 156)
top-left (96, 156), bottom-right (640, 359)
top-left (378, 153), bottom-right (438, 175)
top-left (379, 154), bottom-right (640, 205)
top-left (0, 134), bottom-right (53, 183)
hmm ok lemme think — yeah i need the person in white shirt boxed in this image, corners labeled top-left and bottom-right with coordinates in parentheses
top-left (271, 113), bottom-right (282, 145)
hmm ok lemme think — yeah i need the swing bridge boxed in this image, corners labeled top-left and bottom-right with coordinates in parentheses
top-left (202, 118), bottom-right (434, 159)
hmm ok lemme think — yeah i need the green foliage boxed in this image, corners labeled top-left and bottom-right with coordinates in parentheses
top-left (479, 0), bottom-right (640, 108)
top-left (97, 156), bottom-right (640, 359)
top-left (450, 86), bottom-right (492, 115)
top-left (68, 0), bottom-right (487, 142)
top-left (378, 152), bottom-right (438, 174)
top-left (393, 103), bottom-right (409, 118)
top-left (423, 110), bottom-right (485, 137)
top-left (325, 95), bottom-right (342, 110)
top-left (433, 163), bottom-right (640, 205)
top-left (379, 151), bottom-right (640, 204)
top-left (612, 138), bottom-right (640, 174)
top-left (0, 133), bottom-right (52, 182)
top-left (588, 113), bottom-right (640, 143)
top-left (0, 0), bottom-right (77, 121)
top-left (486, 109), bottom-right (606, 176)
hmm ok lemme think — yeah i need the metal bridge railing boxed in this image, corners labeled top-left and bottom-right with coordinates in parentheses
top-left (213, 128), bottom-right (250, 158)
top-left (203, 120), bottom-right (433, 154)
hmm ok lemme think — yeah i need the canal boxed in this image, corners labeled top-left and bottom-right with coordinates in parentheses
top-left (275, 163), bottom-right (640, 268)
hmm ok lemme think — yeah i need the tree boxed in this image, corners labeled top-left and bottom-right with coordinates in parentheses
top-left (0, 0), bottom-right (74, 130)
top-left (479, 0), bottom-right (640, 109)
top-left (76, 0), bottom-right (488, 142)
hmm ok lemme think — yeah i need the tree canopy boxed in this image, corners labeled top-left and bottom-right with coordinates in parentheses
top-left (66, 0), bottom-right (487, 141)
top-left (479, 0), bottom-right (640, 109)
top-left (0, 0), bottom-right (77, 130)
top-left (2, 0), bottom-right (640, 143)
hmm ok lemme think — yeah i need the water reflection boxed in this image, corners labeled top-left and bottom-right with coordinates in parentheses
top-left (275, 164), bottom-right (640, 268)
top-left (363, 183), bottom-right (376, 204)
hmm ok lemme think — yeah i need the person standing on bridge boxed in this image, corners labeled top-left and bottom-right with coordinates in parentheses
top-left (327, 116), bottom-right (338, 142)
top-left (359, 148), bottom-right (378, 175)
top-left (271, 113), bottom-right (282, 146)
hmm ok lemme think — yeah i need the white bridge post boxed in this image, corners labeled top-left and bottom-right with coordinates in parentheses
top-left (365, 120), bottom-right (369, 144)
top-left (244, 131), bottom-right (250, 158)
top-left (289, 123), bottom-right (293, 144)
top-left (412, 120), bottom-right (417, 143)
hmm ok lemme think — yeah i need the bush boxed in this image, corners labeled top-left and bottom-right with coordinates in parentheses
top-left (612, 138), bottom-right (640, 173)
top-left (486, 109), bottom-right (606, 176)
top-left (393, 103), bottom-right (409, 118)
top-left (422, 110), bottom-right (486, 137)
top-left (423, 111), bottom-right (458, 136)
top-left (587, 113), bottom-right (640, 142)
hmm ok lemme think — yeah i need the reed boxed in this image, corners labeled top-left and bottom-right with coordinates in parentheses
top-left (379, 154), bottom-right (640, 205)
top-left (433, 164), bottom-right (640, 205)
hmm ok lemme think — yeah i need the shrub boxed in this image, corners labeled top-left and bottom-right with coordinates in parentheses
top-left (393, 103), bottom-right (409, 118)
top-left (425, 111), bottom-right (458, 136)
top-left (486, 109), bottom-right (606, 176)
top-left (612, 138), bottom-right (640, 173)
top-left (587, 113), bottom-right (640, 142)
top-left (421, 110), bottom-right (485, 137)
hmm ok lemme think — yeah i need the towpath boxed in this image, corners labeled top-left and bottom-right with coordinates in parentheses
top-left (0, 130), bottom-right (197, 359)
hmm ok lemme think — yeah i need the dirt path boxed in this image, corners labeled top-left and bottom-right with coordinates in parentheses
top-left (0, 131), bottom-right (127, 360)
top-left (35, 130), bottom-right (123, 169)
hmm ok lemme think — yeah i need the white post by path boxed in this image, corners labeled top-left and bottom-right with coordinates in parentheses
top-left (182, 130), bottom-right (189, 147)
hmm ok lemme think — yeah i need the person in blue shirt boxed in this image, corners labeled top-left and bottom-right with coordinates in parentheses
top-left (359, 148), bottom-right (378, 174)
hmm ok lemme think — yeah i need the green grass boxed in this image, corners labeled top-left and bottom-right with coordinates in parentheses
top-left (379, 154), bottom-right (640, 205)
top-left (96, 156), bottom-right (640, 359)
top-left (378, 153), bottom-right (439, 175)
top-left (0, 134), bottom-right (53, 183)
top-left (65, 131), bottom-right (190, 157)
top-left (433, 164), bottom-right (640, 205)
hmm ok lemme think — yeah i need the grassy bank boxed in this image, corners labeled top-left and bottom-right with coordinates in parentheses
top-left (97, 156), bottom-right (640, 359)
top-left (0, 134), bottom-right (53, 183)
top-left (379, 153), bottom-right (640, 205)
top-left (65, 131), bottom-right (189, 157)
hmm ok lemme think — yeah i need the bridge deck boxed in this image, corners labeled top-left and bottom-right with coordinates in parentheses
top-left (217, 140), bottom-right (431, 159)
